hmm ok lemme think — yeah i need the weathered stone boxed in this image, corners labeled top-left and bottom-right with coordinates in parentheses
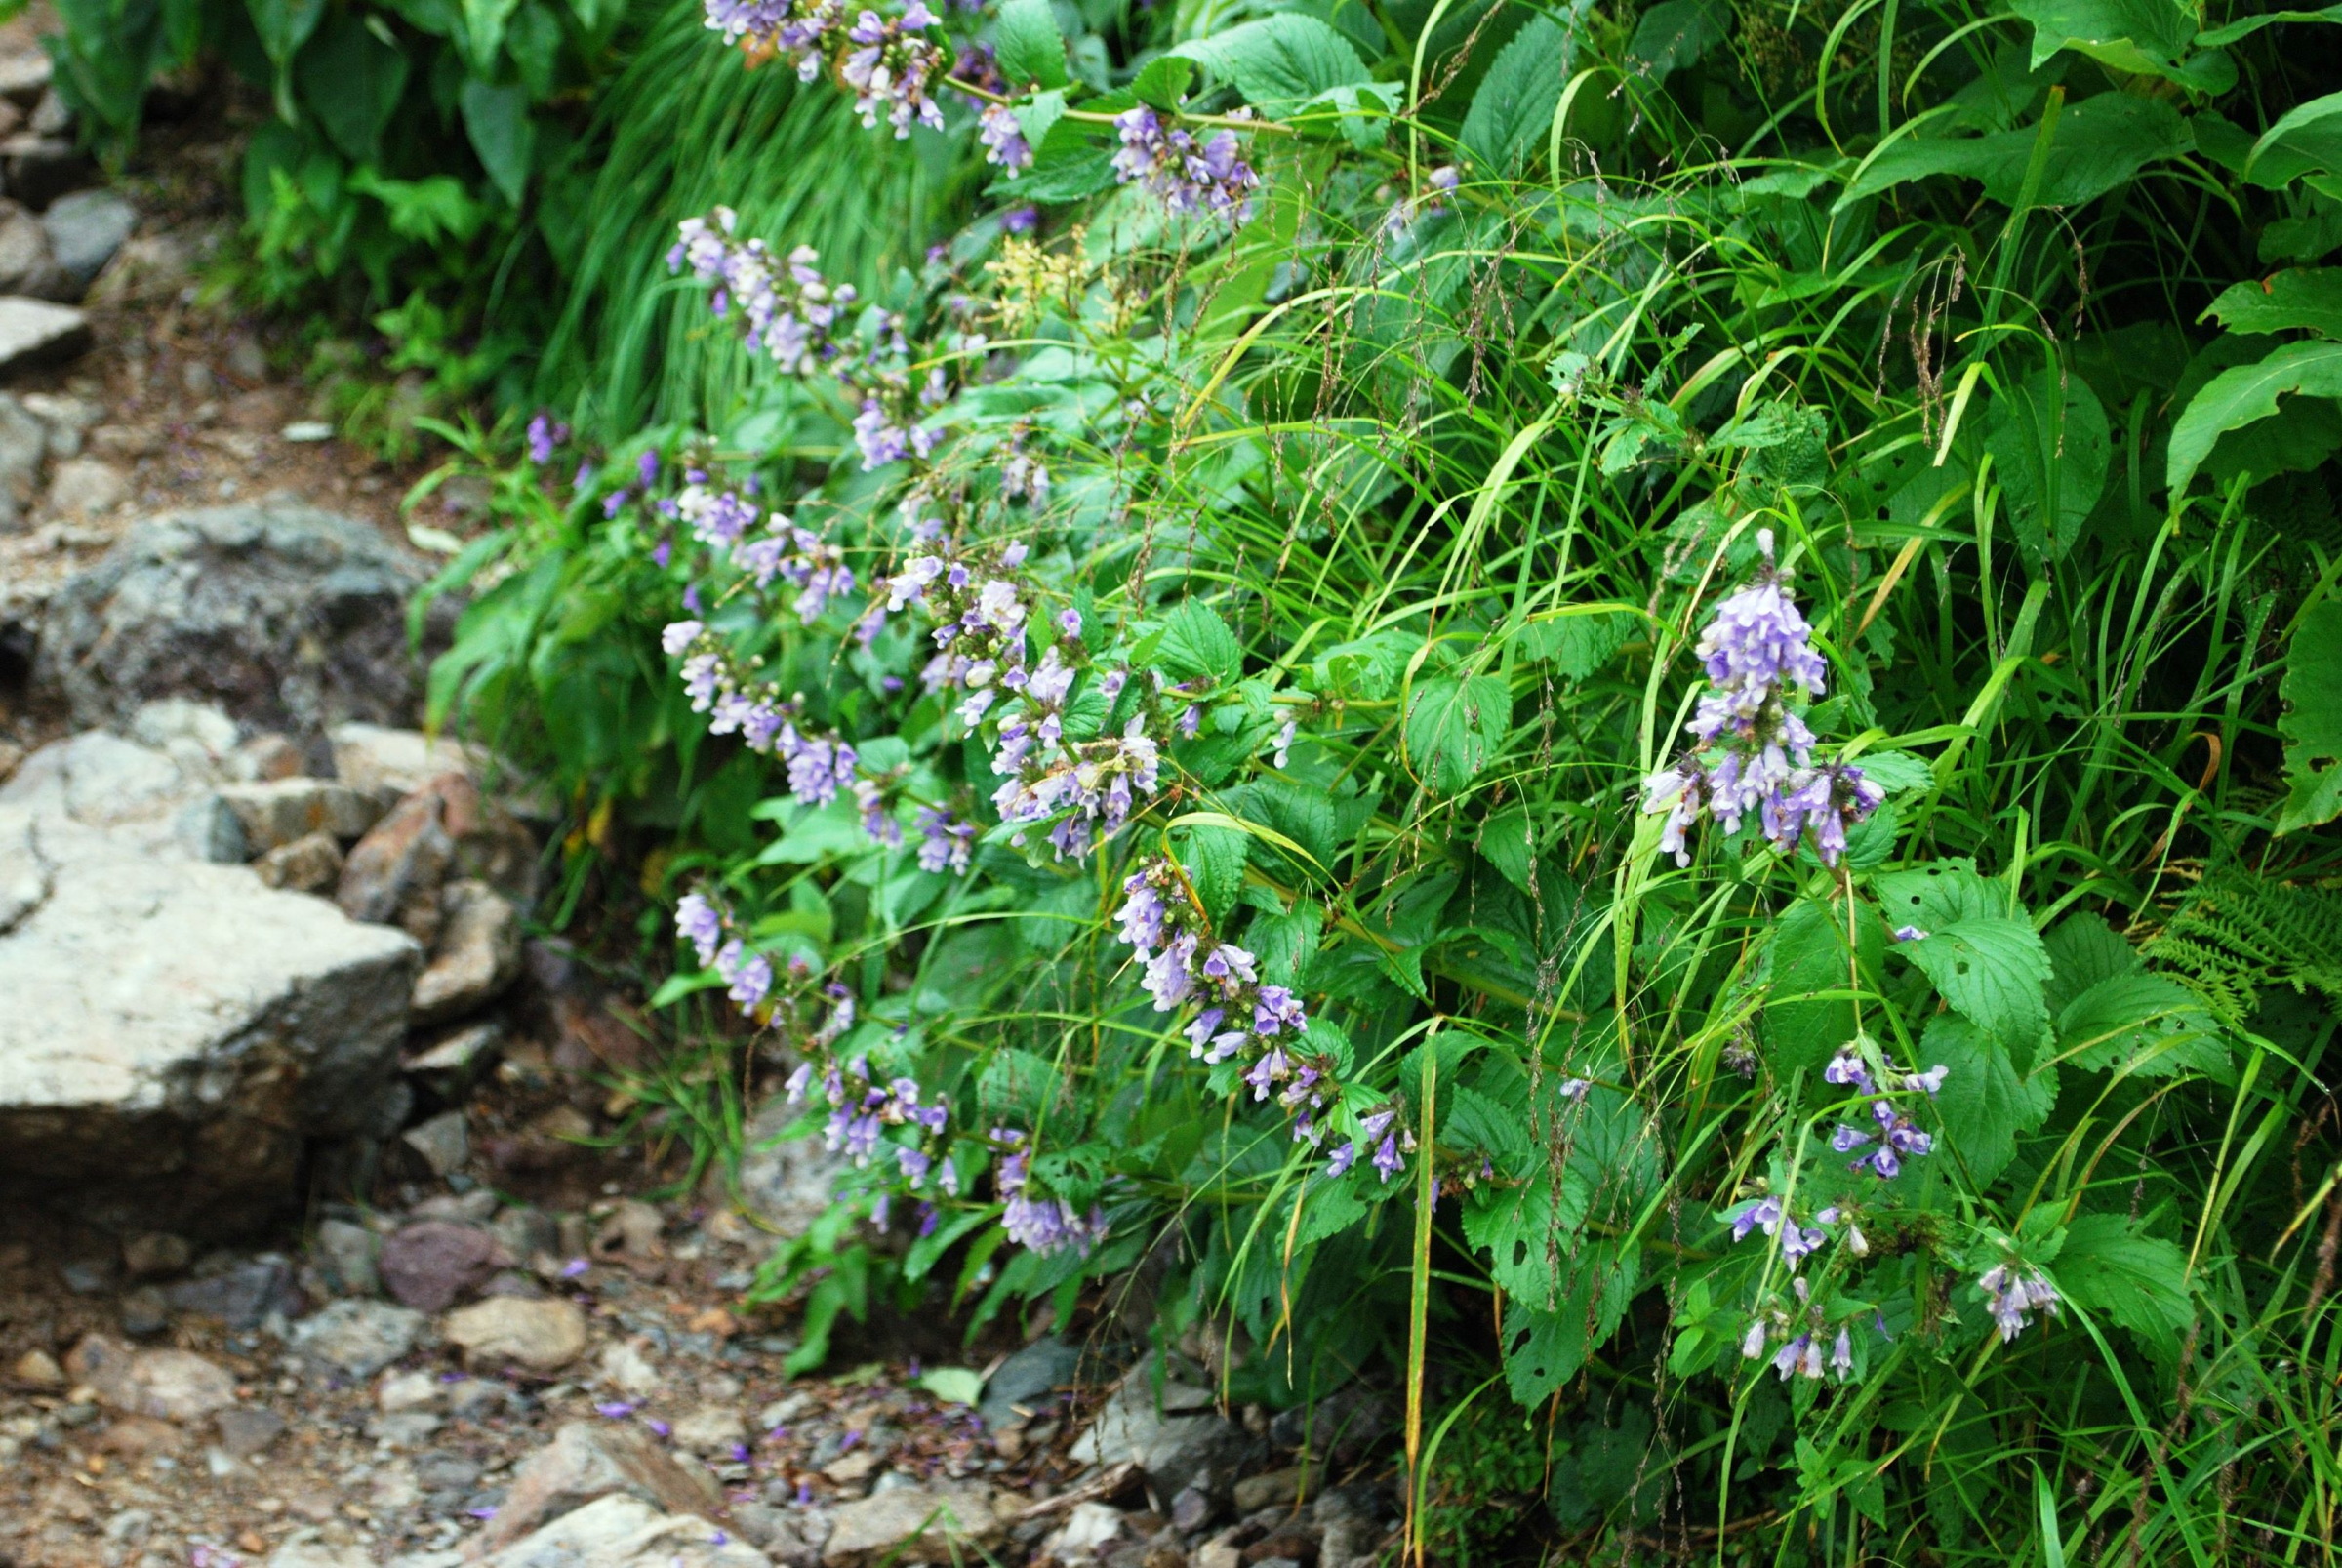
top-left (378, 1368), bottom-right (442, 1413)
top-left (163, 1256), bottom-right (297, 1328)
top-left (128, 697), bottom-right (239, 760)
top-left (21, 390), bottom-right (99, 458)
top-left (329, 722), bottom-right (486, 807)
top-left (47, 455), bottom-right (127, 518)
top-left (118, 1284), bottom-right (170, 1337)
top-left (66, 1335), bottom-right (236, 1422)
top-left (289, 1299), bottom-right (424, 1379)
top-left (671, 1405), bottom-right (749, 1456)
top-left (479, 1495), bottom-right (771, 1568)
top-left (230, 730), bottom-right (306, 782)
top-left (475, 1421), bottom-right (724, 1552)
top-left (1044, 1502), bottom-right (1128, 1563)
top-left (43, 189), bottom-right (136, 294)
top-left (402, 1108), bottom-right (471, 1176)
top-left (0, 737), bottom-right (421, 1235)
top-left (314, 1218), bottom-right (380, 1296)
top-left (413, 879), bottom-right (521, 1024)
top-left (216, 778), bottom-right (378, 852)
top-left (443, 1295), bottom-right (586, 1373)
top-left (214, 1404), bottom-right (285, 1458)
top-left (13, 1347), bottom-right (62, 1387)
top-left (0, 389), bottom-right (47, 531)
top-left (2, 135), bottom-right (93, 209)
top-left (823, 1483), bottom-right (1002, 1565)
top-left (1231, 1469), bottom-right (1315, 1517)
top-left (0, 294), bottom-right (88, 373)
top-left (381, 1220), bottom-right (500, 1311)
top-left (491, 1204), bottom-right (559, 1269)
top-left (0, 200), bottom-right (62, 300)
top-left (32, 502), bottom-right (432, 743)
top-left (337, 781), bottom-right (456, 941)
top-left (267, 1538), bottom-right (374, 1568)
top-left (405, 1019), bottom-right (502, 1093)
top-left (1069, 1362), bottom-right (1250, 1501)
top-left (733, 1094), bottom-right (849, 1240)
top-left (257, 830), bottom-right (344, 893)
top-left (0, 50), bottom-right (51, 103)
top-left (978, 1336), bottom-right (1082, 1430)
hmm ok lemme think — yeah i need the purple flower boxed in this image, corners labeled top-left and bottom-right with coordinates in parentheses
top-left (1893, 924), bottom-right (1928, 942)
top-left (1978, 1263), bottom-right (2060, 1342)
top-left (1002, 204), bottom-right (1040, 234)
top-left (596, 1401), bottom-right (636, 1419)
top-left (1110, 106), bottom-right (1259, 221)
top-left (526, 413), bottom-right (567, 465)
top-left (561, 1258), bottom-right (589, 1278)
top-left (1729, 1196), bottom-right (1783, 1243)
top-left (979, 103), bottom-right (1031, 170)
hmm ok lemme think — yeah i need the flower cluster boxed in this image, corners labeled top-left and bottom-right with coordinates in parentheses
top-left (1976, 1261), bottom-right (2060, 1342)
top-left (526, 413), bottom-right (570, 465)
top-left (1824, 1045), bottom-right (1946, 1181)
top-left (1110, 107), bottom-right (1260, 221)
top-left (677, 890), bottom-right (784, 1009)
top-left (842, 3), bottom-right (949, 137)
top-left (1741, 1277), bottom-right (1856, 1383)
top-left (786, 1052), bottom-right (953, 1181)
top-left (670, 211), bottom-right (856, 377)
top-left (1728, 1194), bottom-right (1869, 1271)
top-left (994, 1129), bottom-right (1107, 1255)
top-left (979, 104), bottom-right (1031, 172)
top-left (704, 0), bottom-right (846, 77)
top-left (1641, 530), bottom-right (1884, 867)
top-left (1382, 163), bottom-right (1460, 236)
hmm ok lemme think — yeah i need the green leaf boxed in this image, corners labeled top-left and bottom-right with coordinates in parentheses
top-left (1853, 751), bottom-right (1934, 795)
top-left (2279, 599), bottom-right (2342, 832)
top-left (461, 0), bottom-right (524, 71)
top-left (2203, 269), bottom-right (2342, 339)
top-left (249, 0), bottom-right (326, 64)
top-left (459, 77), bottom-right (535, 206)
top-left (995, 0), bottom-right (1070, 90)
top-left (1156, 602), bottom-right (1243, 686)
top-left (2248, 90), bottom-right (2342, 190)
top-left (917, 1367), bottom-right (987, 1406)
top-left (295, 12), bottom-right (410, 166)
top-left (1249, 902), bottom-right (1323, 985)
top-left (1871, 861), bottom-right (2004, 933)
top-left (1174, 15), bottom-right (1369, 117)
top-left (2054, 1214), bottom-right (2193, 1358)
top-left (2196, 4), bottom-right (2342, 47)
top-left (1842, 93), bottom-right (2192, 210)
top-left (2056, 973), bottom-right (2228, 1076)
top-left (1130, 54), bottom-right (1193, 110)
top-left (1517, 607), bottom-right (1635, 680)
top-left (2011, 0), bottom-right (2197, 78)
top-left (1178, 824), bottom-right (1248, 925)
top-left (1403, 675), bottom-right (1512, 793)
top-left (1903, 917), bottom-right (2054, 1068)
top-left (1925, 1016), bottom-right (2055, 1185)
top-left (1626, 0), bottom-right (1728, 80)
top-left (2042, 911), bottom-right (2138, 1013)
top-left (1984, 367), bottom-right (2110, 568)
top-left (1498, 1243), bottom-right (1637, 1404)
top-left (1763, 896), bottom-right (1879, 1078)
top-left (1005, 102), bottom-right (1116, 203)
top-left (2167, 340), bottom-right (2342, 497)
top-left (1461, 13), bottom-right (1577, 173)
top-left (1477, 807), bottom-right (1537, 895)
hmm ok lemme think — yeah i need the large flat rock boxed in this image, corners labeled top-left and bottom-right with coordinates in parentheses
top-left (0, 731), bottom-right (419, 1234)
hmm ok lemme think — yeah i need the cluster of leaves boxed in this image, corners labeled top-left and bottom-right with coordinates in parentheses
top-left (424, 0), bottom-right (2342, 1558)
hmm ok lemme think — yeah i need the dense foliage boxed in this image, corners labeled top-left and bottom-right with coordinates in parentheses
top-left (422, 0), bottom-right (2342, 1557)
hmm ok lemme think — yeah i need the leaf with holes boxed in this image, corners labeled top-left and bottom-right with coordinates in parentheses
top-left (1924, 1016), bottom-right (2056, 1185)
top-left (1499, 1243), bottom-right (1638, 1403)
top-left (1903, 917), bottom-right (2054, 1070)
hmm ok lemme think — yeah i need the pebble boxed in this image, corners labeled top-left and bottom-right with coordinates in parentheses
top-left (378, 1369), bottom-right (442, 1413)
top-left (118, 1284), bottom-right (170, 1338)
top-left (0, 296), bottom-right (90, 374)
top-left (288, 1299), bottom-right (425, 1379)
top-left (258, 829), bottom-right (345, 892)
top-left (380, 1220), bottom-right (500, 1311)
top-left (400, 1109), bottom-right (471, 1177)
top-left (596, 1339), bottom-right (662, 1399)
top-left (164, 1256), bottom-right (296, 1328)
top-left (121, 1231), bottom-right (191, 1279)
top-left (46, 454), bottom-right (127, 518)
top-left (443, 1296), bottom-right (587, 1372)
top-left (314, 1218), bottom-right (381, 1297)
top-left (214, 1406), bottom-right (287, 1459)
top-left (13, 1347), bottom-right (62, 1387)
top-left (669, 1404), bottom-right (747, 1455)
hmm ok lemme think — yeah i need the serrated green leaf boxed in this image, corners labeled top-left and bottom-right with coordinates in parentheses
top-left (2280, 599), bottom-right (2342, 832)
top-left (1764, 896), bottom-right (1881, 1079)
top-left (995, 0), bottom-right (1070, 89)
top-left (1177, 824), bottom-right (1248, 924)
top-left (1129, 54), bottom-right (1192, 110)
top-left (2056, 972), bottom-right (2228, 1076)
top-left (1499, 1243), bottom-right (1637, 1403)
top-left (2168, 340), bottom-right (2342, 497)
top-left (1518, 607), bottom-right (1635, 680)
top-left (1627, 0), bottom-right (1728, 79)
top-left (2204, 268), bottom-right (2342, 340)
top-left (2055, 1214), bottom-right (2192, 1358)
top-left (1403, 674), bottom-right (1512, 793)
top-left (1157, 601), bottom-right (1243, 686)
top-left (1174, 14), bottom-right (1369, 117)
top-left (1871, 861), bottom-right (2004, 932)
top-left (1853, 750), bottom-right (1934, 795)
top-left (1462, 12), bottom-right (1578, 173)
top-left (1842, 93), bottom-right (2191, 211)
top-left (1904, 917), bottom-right (2054, 1067)
top-left (1925, 1016), bottom-right (2055, 1185)
top-left (2042, 912), bottom-right (2139, 1012)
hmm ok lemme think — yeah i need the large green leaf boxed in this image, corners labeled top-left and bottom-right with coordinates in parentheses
top-left (249, 0), bottom-right (326, 64)
top-left (2166, 340), bottom-right (2342, 496)
top-left (1871, 861), bottom-right (2004, 932)
top-left (2279, 599), bottom-right (2342, 832)
top-left (1842, 93), bottom-right (2191, 210)
top-left (1626, 0), bottom-right (1729, 80)
top-left (2055, 972), bottom-right (2227, 1076)
top-left (2055, 1214), bottom-right (2193, 1359)
top-left (1155, 602), bottom-right (1243, 686)
top-left (1925, 1016), bottom-right (2055, 1186)
top-left (1984, 367), bottom-right (2110, 568)
top-left (1499, 1242), bottom-right (1637, 1403)
top-left (2011, 0), bottom-right (2229, 87)
top-left (1175, 15), bottom-right (1370, 117)
top-left (295, 12), bottom-right (410, 166)
top-left (995, 0), bottom-right (1070, 90)
top-left (2203, 268), bottom-right (2342, 339)
top-left (1904, 917), bottom-right (2054, 1068)
top-left (463, 0), bottom-right (527, 71)
top-left (2248, 91), bottom-right (2342, 191)
top-left (1403, 674), bottom-right (1512, 793)
top-left (1763, 895), bottom-right (1880, 1079)
top-left (460, 78), bottom-right (536, 206)
top-left (1461, 13), bottom-right (1577, 173)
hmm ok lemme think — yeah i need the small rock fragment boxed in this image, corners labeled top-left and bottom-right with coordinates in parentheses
top-left (46, 455), bottom-right (127, 519)
top-left (474, 1420), bottom-right (722, 1551)
top-left (216, 779), bottom-right (378, 853)
top-left (257, 830), bottom-right (344, 892)
top-left (12, 1347), bottom-right (62, 1387)
top-left (381, 1220), bottom-right (500, 1310)
top-left (288, 1299), bottom-right (424, 1379)
top-left (673, 1405), bottom-right (749, 1455)
top-left (67, 1336), bottom-right (236, 1422)
top-left (163, 1256), bottom-right (296, 1329)
top-left (401, 1108), bottom-right (470, 1177)
top-left (598, 1339), bottom-right (663, 1400)
top-left (214, 1405), bottom-right (286, 1458)
top-left (121, 1232), bottom-right (191, 1279)
top-left (443, 1295), bottom-right (587, 1373)
top-left (1231, 1468), bottom-right (1314, 1516)
top-left (118, 1284), bottom-right (169, 1338)
top-left (822, 1483), bottom-right (1002, 1565)
top-left (42, 189), bottom-right (135, 293)
top-left (411, 878), bottom-right (521, 1024)
top-left (313, 1218), bottom-right (380, 1297)
top-left (378, 1368), bottom-right (442, 1414)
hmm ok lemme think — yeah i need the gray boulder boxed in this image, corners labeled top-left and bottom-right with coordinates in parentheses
top-left (0, 732), bottom-right (419, 1235)
top-left (43, 189), bottom-right (136, 294)
top-left (33, 502), bottom-right (433, 744)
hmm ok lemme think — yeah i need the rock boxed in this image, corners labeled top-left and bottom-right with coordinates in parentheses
top-left (823, 1483), bottom-right (1001, 1565)
top-left (29, 88), bottom-right (66, 136)
top-left (1231, 1469), bottom-right (1314, 1517)
top-left (129, 697), bottom-right (240, 760)
top-left (329, 723), bottom-right (488, 808)
top-left (402, 1109), bottom-right (471, 1177)
top-left (443, 1296), bottom-right (586, 1373)
top-left (732, 1503), bottom-right (823, 1562)
top-left (1044, 1503), bottom-right (1128, 1562)
top-left (378, 1368), bottom-right (442, 1413)
top-left (32, 502), bottom-right (432, 742)
top-left (267, 1538), bottom-right (374, 1568)
top-left (314, 1218), bottom-right (380, 1296)
top-left (67, 1336), bottom-right (237, 1422)
top-left (0, 50), bottom-right (51, 103)
top-left (672, 1405), bottom-right (749, 1456)
top-left (43, 189), bottom-right (136, 294)
top-left (369, 1409), bottom-right (443, 1446)
top-left (735, 1094), bottom-right (849, 1240)
top-left (492, 1204), bottom-right (559, 1268)
top-left (0, 136), bottom-right (90, 210)
top-left (47, 455), bottom-right (127, 519)
top-left (1069, 1362), bottom-right (1251, 1503)
top-left (163, 1256), bottom-right (297, 1328)
top-left (381, 1220), bottom-right (500, 1310)
top-left (0, 200), bottom-right (63, 300)
top-left (597, 1339), bottom-right (663, 1400)
top-left (412, 879), bottom-right (521, 1024)
top-left (214, 1405), bottom-right (286, 1458)
top-left (13, 1347), bottom-right (62, 1387)
top-left (121, 1232), bottom-right (191, 1279)
top-left (176, 792), bottom-right (249, 863)
top-left (1194, 1542), bottom-right (1241, 1568)
top-left (478, 1495), bottom-right (769, 1568)
top-left (475, 1421), bottom-right (723, 1552)
top-left (0, 295), bottom-right (88, 373)
top-left (0, 740), bottom-right (421, 1233)
top-left (978, 1336), bottom-right (1082, 1430)
top-left (1170, 1488), bottom-right (1215, 1534)
top-left (118, 1284), bottom-right (170, 1336)
top-left (215, 779), bottom-right (379, 853)
top-left (405, 1020), bottom-right (502, 1089)
top-left (1266, 1386), bottom-right (1393, 1467)
top-left (257, 830), bottom-right (344, 892)
top-left (231, 730), bottom-right (306, 782)
top-left (288, 1299), bottom-right (424, 1378)
top-left (0, 389), bottom-right (46, 529)
top-left (21, 389), bottom-right (99, 458)
top-left (336, 781), bottom-right (456, 940)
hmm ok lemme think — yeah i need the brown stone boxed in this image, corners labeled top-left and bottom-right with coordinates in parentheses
top-left (472, 1419), bottom-right (723, 1553)
top-left (256, 830), bottom-right (344, 893)
top-left (66, 1335), bottom-right (236, 1422)
top-left (98, 1414), bottom-right (183, 1456)
top-left (336, 780), bottom-right (457, 940)
top-left (379, 1221), bottom-right (502, 1311)
top-left (443, 1296), bottom-right (588, 1373)
top-left (411, 879), bottom-right (522, 1025)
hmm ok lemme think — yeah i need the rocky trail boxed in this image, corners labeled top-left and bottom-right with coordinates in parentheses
top-left (0, 15), bottom-right (1405, 1568)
